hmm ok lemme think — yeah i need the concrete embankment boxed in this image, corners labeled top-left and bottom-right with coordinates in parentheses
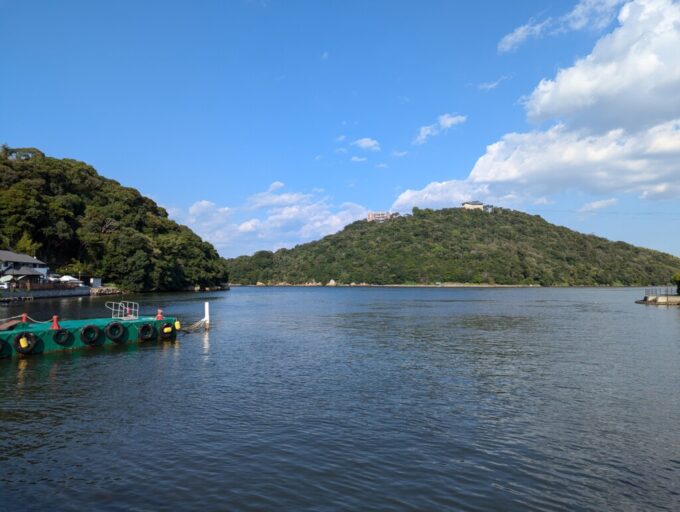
top-left (636, 290), bottom-right (680, 305)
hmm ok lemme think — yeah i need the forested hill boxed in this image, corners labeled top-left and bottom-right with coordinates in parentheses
top-left (227, 207), bottom-right (680, 286)
top-left (0, 147), bottom-right (228, 291)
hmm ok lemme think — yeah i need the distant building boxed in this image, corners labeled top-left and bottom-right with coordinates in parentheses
top-left (0, 250), bottom-right (49, 282)
top-left (462, 201), bottom-right (484, 211)
top-left (367, 212), bottom-right (398, 222)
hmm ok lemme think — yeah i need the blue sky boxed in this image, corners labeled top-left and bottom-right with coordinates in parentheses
top-left (2, 0), bottom-right (680, 257)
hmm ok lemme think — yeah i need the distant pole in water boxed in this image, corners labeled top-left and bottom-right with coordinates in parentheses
top-left (204, 301), bottom-right (210, 331)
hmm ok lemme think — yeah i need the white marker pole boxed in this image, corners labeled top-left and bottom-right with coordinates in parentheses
top-left (204, 301), bottom-right (210, 331)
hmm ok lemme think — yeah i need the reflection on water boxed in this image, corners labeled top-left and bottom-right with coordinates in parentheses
top-left (1, 287), bottom-right (679, 511)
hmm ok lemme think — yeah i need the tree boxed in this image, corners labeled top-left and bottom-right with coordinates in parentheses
top-left (673, 271), bottom-right (680, 295)
top-left (14, 232), bottom-right (42, 256)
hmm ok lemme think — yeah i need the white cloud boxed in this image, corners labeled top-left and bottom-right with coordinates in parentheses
top-left (376, 163), bottom-right (389, 169)
top-left (314, 154), bottom-right (322, 161)
top-left (351, 156), bottom-right (367, 162)
top-left (393, 180), bottom-right (492, 211)
top-left (526, 0), bottom-right (680, 131)
top-left (498, 18), bottom-right (552, 53)
top-left (469, 120), bottom-right (680, 198)
top-left (478, 75), bottom-right (513, 91)
top-left (248, 182), bottom-right (312, 209)
top-left (335, 147), bottom-right (348, 154)
top-left (413, 113), bottom-right (467, 145)
top-left (579, 198), bottom-right (618, 212)
top-left (173, 183), bottom-right (370, 257)
top-left (351, 137), bottom-right (381, 151)
top-left (395, 0), bottom-right (680, 211)
top-left (238, 218), bottom-right (262, 233)
top-left (392, 150), bottom-right (408, 157)
top-left (498, 0), bottom-right (626, 53)
top-left (563, 0), bottom-right (626, 30)
top-left (336, 135), bottom-right (346, 142)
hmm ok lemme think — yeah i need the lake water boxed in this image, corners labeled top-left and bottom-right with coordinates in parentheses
top-left (1, 287), bottom-right (679, 511)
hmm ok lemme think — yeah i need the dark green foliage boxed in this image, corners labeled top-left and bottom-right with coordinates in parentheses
top-left (0, 148), bottom-right (228, 291)
top-left (228, 207), bottom-right (680, 286)
top-left (672, 271), bottom-right (680, 294)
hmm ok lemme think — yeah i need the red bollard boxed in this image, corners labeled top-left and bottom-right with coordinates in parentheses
top-left (51, 315), bottom-right (61, 330)
top-left (155, 309), bottom-right (164, 320)
top-left (21, 313), bottom-right (27, 323)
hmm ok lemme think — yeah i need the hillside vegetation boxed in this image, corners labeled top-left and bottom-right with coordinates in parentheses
top-left (0, 147), bottom-right (228, 291)
top-left (228, 207), bottom-right (680, 286)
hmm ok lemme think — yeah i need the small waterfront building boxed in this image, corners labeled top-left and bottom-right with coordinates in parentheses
top-left (367, 211), bottom-right (398, 222)
top-left (0, 250), bottom-right (49, 280)
top-left (462, 201), bottom-right (484, 211)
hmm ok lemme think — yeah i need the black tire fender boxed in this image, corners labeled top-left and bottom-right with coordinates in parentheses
top-left (138, 323), bottom-right (155, 341)
top-left (159, 322), bottom-right (175, 340)
top-left (13, 332), bottom-right (38, 355)
top-left (80, 324), bottom-right (101, 346)
top-left (53, 328), bottom-right (71, 346)
top-left (105, 322), bottom-right (126, 344)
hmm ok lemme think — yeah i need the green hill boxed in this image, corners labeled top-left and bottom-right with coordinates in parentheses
top-left (227, 207), bottom-right (680, 286)
top-left (0, 146), bottom-right (228, 291)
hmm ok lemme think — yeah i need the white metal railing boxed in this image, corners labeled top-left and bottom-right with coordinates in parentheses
top-left (105, 301), bottom-right (139, 320)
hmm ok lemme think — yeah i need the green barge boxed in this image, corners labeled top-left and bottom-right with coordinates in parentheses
top-left (0, 301), bottom-right (180, 359)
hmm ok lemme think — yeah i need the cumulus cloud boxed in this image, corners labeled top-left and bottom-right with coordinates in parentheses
top-left (395, 0), bottom-right (680, 211)
top-left (174, 183), bottom-right (369, 257)
top-left (579, 198), bottom-right (618, 212)
top-left (413, 113), bottom-right (467, 145)
top-left (351, 137), bottom-right (381, 151)
top-left (525, 0), bottom-right (680, 131)
top-left (248, 181), bottom-right (312, 209)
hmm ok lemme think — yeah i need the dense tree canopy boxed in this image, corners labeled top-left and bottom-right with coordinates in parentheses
top-left (228, 207), bottom-right (680, 286)
top-left (0, 147), bottom-right (228, 291)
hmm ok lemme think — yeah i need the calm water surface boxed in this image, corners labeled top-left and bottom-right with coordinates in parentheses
top-left (1, 287), bottom-right (679, 511)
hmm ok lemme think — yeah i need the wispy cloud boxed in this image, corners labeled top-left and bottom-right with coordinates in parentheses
top-left (321, 51), bottom-right (329, 61)
top-left (478, 74), bottom-right (513, 91)
top-left (413, 113), bottom-right (467, 145)
top-left (351, 137), bottom-right (381, 151)
top-left (351, 156), bottom-right (367, 162)
top-left (392, 150), bottom-right (408, 158)
top-left (498, 0), bottom-right (625, 53)
top-left (579, 198), bottom-right (618, 212)
top-left (375, 163), bottom-right (388, 169)
top-left (498, 18), bottom-right (551, 53)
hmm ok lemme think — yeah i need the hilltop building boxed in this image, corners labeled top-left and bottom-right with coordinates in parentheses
top-left (462, 201), bottom-right (484, 210)
top-left (462, 201), bottom-right (494, 213)
top-left (367, 212), bottom-right (398, 222)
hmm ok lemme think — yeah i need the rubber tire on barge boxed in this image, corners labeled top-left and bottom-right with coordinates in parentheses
top-left (105, 322), bottom-right (127, 344)
top-left (53, 329), bottom-right (72, 346)
top-left (138, 323), bottom-right (155, 342)
top-left (13, 332), bottom-right (39, 355)
top-left (80, 325), bottom-right (101, 346)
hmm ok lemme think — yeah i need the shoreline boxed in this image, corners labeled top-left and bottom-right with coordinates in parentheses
top-left (231, 283), bottom-right (659, 289)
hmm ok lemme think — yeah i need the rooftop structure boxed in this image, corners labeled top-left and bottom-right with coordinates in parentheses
top-left (367, 212), bottom-right (398, 222)
top-left (461, 201), bottom-right (484, 210)
top-left (0, 250), bottom-right (49, 281)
